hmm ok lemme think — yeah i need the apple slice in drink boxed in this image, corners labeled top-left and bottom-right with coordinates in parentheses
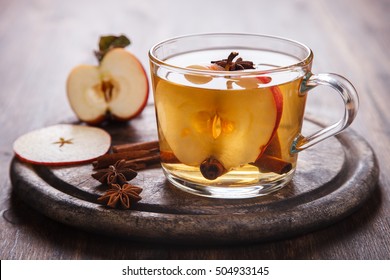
top-left (156, 89), bottom-right (212, 166)
top-left (184, 64), bottom-right (225, 84)
top-left (155, 80), bottom-right (283, 175)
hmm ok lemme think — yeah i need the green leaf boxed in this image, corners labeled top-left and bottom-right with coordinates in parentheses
top-left (99, 35), bottom-right (131, 51)
top-left (95, 34), bottom-right (131, 62)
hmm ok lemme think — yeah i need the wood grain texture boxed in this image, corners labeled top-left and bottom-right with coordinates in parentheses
top-left (1, 0), bottom-right (389, 259)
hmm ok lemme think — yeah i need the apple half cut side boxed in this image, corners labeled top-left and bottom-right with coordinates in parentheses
top-left (155, 80), bottom-right (282, 172)
top-left (67, 48), bottom-right (149, 124)
top-left (13, 124), bottom-right (111, 166)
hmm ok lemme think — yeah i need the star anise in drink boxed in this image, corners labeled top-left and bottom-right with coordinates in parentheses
top-left (211, 52), bottom-right (255, 71)
top-left (97, 183), bottom-right (143, 209)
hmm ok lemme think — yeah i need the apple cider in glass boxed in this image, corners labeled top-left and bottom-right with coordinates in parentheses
top-left (149, 33), bottom-right (358, 198)
top-left (151, 49), bottom-right (307, 197)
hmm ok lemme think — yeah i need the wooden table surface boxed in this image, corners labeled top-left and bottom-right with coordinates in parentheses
top-left (1, 0), bottom-right (389, 259)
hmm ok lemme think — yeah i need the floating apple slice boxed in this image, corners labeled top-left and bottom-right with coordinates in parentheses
top-left (184, 64), bottom-right (225, 84)
top-left (13, 124), bottom-right (111, 166)
top-left (184, 65), bottom-right (213, 84)
top-left (67, 48), bottom-right (149, 124)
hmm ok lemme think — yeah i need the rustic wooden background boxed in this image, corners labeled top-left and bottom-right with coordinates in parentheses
top-left (1, 0), bottom-right (389, 259)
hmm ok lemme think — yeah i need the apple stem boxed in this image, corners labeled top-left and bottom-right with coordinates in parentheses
top-left (200, 157), bottom-right (227, 180)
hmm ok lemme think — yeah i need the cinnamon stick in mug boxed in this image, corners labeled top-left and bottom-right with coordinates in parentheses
top-left (252, 155), bottom-right (292, 175)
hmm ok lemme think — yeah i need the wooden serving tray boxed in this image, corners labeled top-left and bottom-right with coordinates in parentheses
top-left (10, 105), bottom-right (379, 244)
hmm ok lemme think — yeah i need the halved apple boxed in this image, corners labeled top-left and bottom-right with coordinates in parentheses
top-left (155, 80), bottom-right (283, 172)
top-left (67, 48), bottom-right (149, 124)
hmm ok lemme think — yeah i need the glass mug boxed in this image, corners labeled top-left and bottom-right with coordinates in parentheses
top-left (148, 33), bottom-right (358, 199)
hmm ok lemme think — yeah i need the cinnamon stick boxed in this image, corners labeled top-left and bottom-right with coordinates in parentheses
top-left (200, 157), bottom-right (227, 180)
top-left (92, 148), bottom-right (159, 169)
top-left (112, 140), bottom-right (159, 153)
top-left (124, 154), bottom-right (161, 169)
top-left (252, 155), bottom-right (292, 174)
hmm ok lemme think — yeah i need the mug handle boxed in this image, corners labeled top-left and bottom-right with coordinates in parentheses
top-left (291, 73), bottom-right (359, 153)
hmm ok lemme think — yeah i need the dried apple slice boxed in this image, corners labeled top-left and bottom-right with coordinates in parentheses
top-left (13, 124), bottom-right (111, 166)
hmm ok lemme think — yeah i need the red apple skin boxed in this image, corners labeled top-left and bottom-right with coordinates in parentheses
top-left (255, 76), bottom-right (283, 160)
top-left (269, 86), bottom-right (283, 138)
top-left (14, 152), bottom-right (109, 166)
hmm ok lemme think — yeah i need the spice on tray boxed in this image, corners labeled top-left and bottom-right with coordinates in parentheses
top-left (92, 140), bottom-right (160, 169)
top-left (112, 140), bottom-right (159, 153)
top-left (92, 140), bottom-right (161, 209)
top-left (92, 139), bottom-right (294, 208)
top-left (92, 159), bottom-right (137, 185)
top-left (97, 183), bottom-right (142, 209)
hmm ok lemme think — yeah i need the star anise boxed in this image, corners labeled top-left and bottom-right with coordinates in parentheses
top-left (97, 183), bottom-right (142, 209)
top-left (92, 159), bottom-right (137, 185)
top-left (211, 52), bottom-right (255, 71)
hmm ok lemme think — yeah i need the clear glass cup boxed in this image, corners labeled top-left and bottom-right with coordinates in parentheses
top-left (149, 33), bottom-right (358, 199)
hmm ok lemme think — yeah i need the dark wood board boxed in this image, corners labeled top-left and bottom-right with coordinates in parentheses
top-left (10, 106), bottom-right (379, 244)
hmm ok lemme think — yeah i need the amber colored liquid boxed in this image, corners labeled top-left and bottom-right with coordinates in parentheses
top-left (151, 50), bottom-right (308, 191)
